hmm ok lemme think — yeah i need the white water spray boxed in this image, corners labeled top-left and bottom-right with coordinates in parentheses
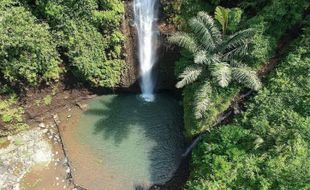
top-left (134, 0), bottom-right (158, 102)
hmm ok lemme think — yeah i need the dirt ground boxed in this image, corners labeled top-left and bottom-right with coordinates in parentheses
top-left (16, 83), bottom-right (94, 190)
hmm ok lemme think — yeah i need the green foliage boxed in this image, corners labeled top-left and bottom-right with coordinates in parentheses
top-left (61, 21), bottom-right (124, 86)
top-left (227, 8), bottom-right (243, 32)
top-left (169, 11), bottom-right (261, 120)
top-left (245, 0), bottom-right (309, 66)
top-left (183, 82), bottom-right (238, 136)
top-left (160, 0), bottom-right (215, 27)
top-left (24, 0), bottom-right (125, 87)
top-left (0, 94), bottom-right (29, 137)
top-left (174, 0), bottom-right (308, 136)
top-left (215, 6), bottom-right (229, 34)
top-left (43, 95), bottom-right (52, 105)
top-left (0, 0), bottom-right (61, 86)
top-left (93, 0), bottom-right (124, 32)
top-left (185, 27), bottom-right (310, 190)
top-left (16, 0), bottom-right (125, 87)
top-left (1, 0), bottom-right (126, 88)
top-left (0, 96), bottom-right (22, 123)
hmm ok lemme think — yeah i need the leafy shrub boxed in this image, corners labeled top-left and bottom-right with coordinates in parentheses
top-left (0, 94), bottom-right (29, 137)
top-left (160, 0), bottom-right (215, 27)
top-left (43, 95), bottom-right (52, 105)
top-left (20, 0), bottom-right (125, 87)
top-left (61, 21), bottom-right (124, 86)
top-left (245, 0), bottom-right (309, 66)
top-left (0, 0), bottom-right (61, 86)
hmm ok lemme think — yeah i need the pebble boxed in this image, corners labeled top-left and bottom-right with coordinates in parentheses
top-left (42, 129), bottom-right (48, 133)
top-left (39, 123), bottom-right (46, 128)
top-left (53, 114), bottom-right (61, 125)
top-left (76, 102), bottom-right (88, 111)
top-left (66, 168), bottom-right (71, 173)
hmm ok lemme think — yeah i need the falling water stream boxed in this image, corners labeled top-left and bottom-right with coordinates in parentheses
top-left (134, 0), bottom-right (158, 102)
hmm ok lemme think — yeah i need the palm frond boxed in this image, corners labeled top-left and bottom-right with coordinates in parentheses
top-left (194, 82), bottom-right (212, 119)
top-left (168, 32), bottom-right (198, 53)
top-left (230, 60), bottom-right (247, 67)
top-left (232, 66), bottom-right (262, 90)
top-left (221, 28), bottom-right (255, 59)
top-left (189, 11), bottom-right (222, 51)
top-left (211, 63), bottom-right (232, 87)
top-left (194, 51), bottom-right (208, 64)
top-left (176, 65), bottom-right (203, 88)
top-left (194, 51), bottom-right (219, 65)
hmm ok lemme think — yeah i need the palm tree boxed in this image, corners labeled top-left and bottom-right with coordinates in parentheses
top-left (169, 11), bottom-right (261, 119)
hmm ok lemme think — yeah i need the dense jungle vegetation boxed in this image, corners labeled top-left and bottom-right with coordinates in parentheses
top-left (0, 0), bottom-right (309, 189)
top-left (185, 25), bottom-right (310, 190)
top-left (0, 0), bottom-right (125, 135)
top-left (0, 0), bottom-right (124, 88)
top-left (162, 0), bottom-right (309, 136)
top-left (162, 0), bottom-right (310, 189)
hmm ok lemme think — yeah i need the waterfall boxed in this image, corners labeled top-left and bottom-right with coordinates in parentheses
top-left (134, 0), bottom-right (158, 102)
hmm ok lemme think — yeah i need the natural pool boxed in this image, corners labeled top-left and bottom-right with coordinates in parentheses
top-left (63, 93), bottom-right (185, 190)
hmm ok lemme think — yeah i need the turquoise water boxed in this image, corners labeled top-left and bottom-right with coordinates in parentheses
top-left (74, 93), bottom-right (185, 189)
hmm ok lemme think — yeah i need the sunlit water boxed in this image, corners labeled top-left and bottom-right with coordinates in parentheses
top-left (134, 0), bottom-right (159, 101)
top-left (68, 94), bottom-right (185, 190)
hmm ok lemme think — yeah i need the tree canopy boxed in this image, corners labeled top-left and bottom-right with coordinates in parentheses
top-left (169, 10), bottom-right (261, 119)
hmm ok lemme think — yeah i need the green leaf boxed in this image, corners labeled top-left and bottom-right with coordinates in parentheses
top-left (215, 6), bottom-right (230, 34)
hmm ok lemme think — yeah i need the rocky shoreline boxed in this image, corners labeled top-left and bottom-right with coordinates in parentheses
top-left (0, 128), bottom-right (53, 190)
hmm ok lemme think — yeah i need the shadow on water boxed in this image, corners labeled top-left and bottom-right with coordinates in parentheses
top-left (83, 93), bottom-right (185, 189)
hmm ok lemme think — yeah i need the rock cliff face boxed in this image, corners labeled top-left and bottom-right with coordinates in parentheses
top-left (156, 21), bottom-right (179, 92)
top-left (120, 1), bottom-right (140, 90)
top-left (120, 0), bottom-right (179, 92)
